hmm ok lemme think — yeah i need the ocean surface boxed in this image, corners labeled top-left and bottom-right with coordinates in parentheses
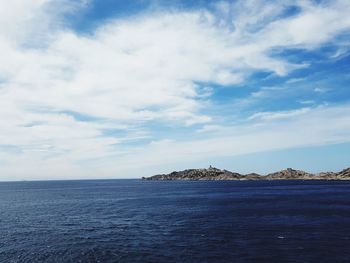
top-left (0, 180), bottom-right (350, 263)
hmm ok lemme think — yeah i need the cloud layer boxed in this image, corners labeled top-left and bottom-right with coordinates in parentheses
top-left (0, 0), bottom-right (350, 180)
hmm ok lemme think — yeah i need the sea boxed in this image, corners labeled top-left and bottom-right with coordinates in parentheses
top-left (0, 180), bottom-right (349, 263)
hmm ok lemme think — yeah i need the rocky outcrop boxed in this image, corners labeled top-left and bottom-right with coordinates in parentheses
top-left (143, 166), bottom-right (350, 181)
top-left (145, 166), bottom-right (244, 181)
top-left (330, 168), bottom-right (350, 180)
top-left (265, 168), bottom-right (314, 180)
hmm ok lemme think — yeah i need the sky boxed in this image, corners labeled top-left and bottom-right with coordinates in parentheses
top-left (0, 0), bottom-right (350, 181)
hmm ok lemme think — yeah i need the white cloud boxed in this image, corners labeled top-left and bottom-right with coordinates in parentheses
top-left (286, 77), bottom-right (306, 84)
top-left (248, 108), bottom-right (311, 121)
top-left (0, 0), bottom-right (350, 180)
top-left (314, 87), bottom-right (330, 93)
top-left (257, 0), bottom-right (350, 48)
top-left (298, 100), bottom-right (315, 105)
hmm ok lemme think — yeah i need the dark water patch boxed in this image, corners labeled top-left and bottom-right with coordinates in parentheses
top-left (0, 180), bottom-right (350, 262)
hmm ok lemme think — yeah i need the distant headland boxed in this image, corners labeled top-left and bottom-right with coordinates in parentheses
top-left (143, 166), bottom-right (350, 181)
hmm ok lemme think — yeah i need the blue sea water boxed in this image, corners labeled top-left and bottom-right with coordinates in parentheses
top-left (0, 180), bottom-right (350, 263)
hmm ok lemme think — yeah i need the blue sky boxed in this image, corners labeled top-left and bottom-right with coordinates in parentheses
top-left (0, 0), bottom-right (350, 180)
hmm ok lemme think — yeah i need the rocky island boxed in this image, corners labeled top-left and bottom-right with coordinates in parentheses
top-left (143, 166), bottom-right (350, 181)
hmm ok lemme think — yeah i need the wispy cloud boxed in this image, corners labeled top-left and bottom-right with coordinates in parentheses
top-left (95, 103), bottom-right (350, 178)
top-left (248, 108), bottom-right (311, 121)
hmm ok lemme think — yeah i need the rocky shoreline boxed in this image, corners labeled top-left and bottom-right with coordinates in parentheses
top-left (143, 166), bottom-right (350, 181)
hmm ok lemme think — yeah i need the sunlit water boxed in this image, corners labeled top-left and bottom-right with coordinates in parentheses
top-left (0, 180), bottom-right (349, 262)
